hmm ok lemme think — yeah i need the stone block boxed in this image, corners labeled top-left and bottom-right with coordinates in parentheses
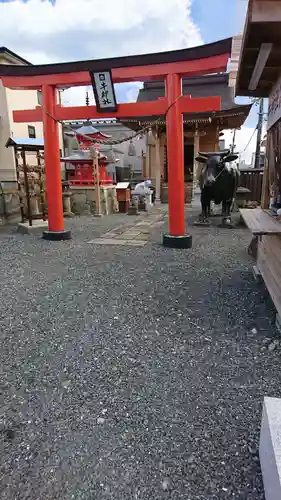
top-left (0, 191), bottom-right (21, 218)
top-left (253, 265), bottom-right (262, 283)
top-left (260, 397), bottom-right (281, 500)
top-left (88, 238), bottom-right (127, 245)
top-left (134, 233), bottom-right (150, 240)
top-left (71, 192), bottom-right (90, 215)
top-left (128, 205), bottom-right (139, 216)
top-left (85, 188), bottom-right (96, 202)
top-left (275, 314), bottom-right (281, 335)
top-left (117, 232), bottom-right (137, 240)
top-left (17, 220), bottom-right (48, 234)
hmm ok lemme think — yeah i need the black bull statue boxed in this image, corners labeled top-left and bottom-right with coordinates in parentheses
top-left (195, 150), bottom-right (239, 227)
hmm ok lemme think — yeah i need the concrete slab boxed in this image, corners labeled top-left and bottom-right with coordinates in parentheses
top-left (102, 232), bottom-right (120, 238)
top-left (134, 233), bottom-right (150, 240)
top-left (123, 240), bottom-right (147, 246)
top-left (151, 221), bottom-right (165, 227)
top-left (88, 238), bottom-right (146, 246)
top-left (88, 238), bottom-right (127, 245)
top-left (260, 397), bottom-right (281, 500)
top-left (17, 220), bottom-right (48, 235)
top-left (117, 232), bottom-right (140, 240)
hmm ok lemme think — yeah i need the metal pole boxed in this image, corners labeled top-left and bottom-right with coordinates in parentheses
top-left (231, 129), bottom-right (236, 153)
top-left (254, 98), bottom-right (264, 169)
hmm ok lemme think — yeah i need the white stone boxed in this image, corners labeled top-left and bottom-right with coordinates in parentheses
top-left (260, 397), bottom-right (281, 500)
top-left (17, 219), bottom-right (48, 234)
top-left (97, 417), bottom-right (105, 425)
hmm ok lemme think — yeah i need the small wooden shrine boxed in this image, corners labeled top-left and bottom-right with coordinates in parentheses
top-left (61, 149), bottom-right (115, 186)
top-left (64, 122), bottom-right (114, 185)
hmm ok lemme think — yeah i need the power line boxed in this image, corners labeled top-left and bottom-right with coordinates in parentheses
top-left (240, 126), bottom-right (258, 156)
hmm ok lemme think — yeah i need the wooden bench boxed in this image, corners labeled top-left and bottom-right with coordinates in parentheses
top-left (240, 209), bottom-right (281, 325)
top-left (239, 208), bottom-right (281, 235)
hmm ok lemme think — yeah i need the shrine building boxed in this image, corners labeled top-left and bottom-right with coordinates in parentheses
top-left (122, 72), bottom-right (251, 202)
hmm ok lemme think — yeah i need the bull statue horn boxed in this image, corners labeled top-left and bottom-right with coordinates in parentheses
top-left (225, 154), bottom-right (239, 162)
top-left (195, 155), bottom-right (207, 163)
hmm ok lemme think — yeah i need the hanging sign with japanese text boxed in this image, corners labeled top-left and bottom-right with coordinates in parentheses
top-left (268, 73), bottom-right (281, 130)
top-left (90, 70), bottom-right (118, 113)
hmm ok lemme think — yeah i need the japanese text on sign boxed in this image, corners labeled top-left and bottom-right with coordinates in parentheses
top-left (92, 71), bottom-right (117, 110)
top-left (268, 73), bottom-right (281, 129)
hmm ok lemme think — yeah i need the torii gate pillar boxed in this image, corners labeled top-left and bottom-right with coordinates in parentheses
top-left (42, 85), bottom-right (71, 241)
top-left (163, 73), bottom-right (192, 249)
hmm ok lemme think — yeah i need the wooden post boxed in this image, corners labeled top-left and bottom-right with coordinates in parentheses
top-left (90, 145), bottom-right (102, 216)
top-left (261, 132), bottom-right (270, 209)
top-left (145, 133), bottom-right (150, 179)
top-left (21, 148), bottom-right (32, 227)
top-left (193, 125), bottom-right (200, 198)
top-left (154, 127), bottom-right (161, 202)
top-left (95, 157), bottom-right (102, 216)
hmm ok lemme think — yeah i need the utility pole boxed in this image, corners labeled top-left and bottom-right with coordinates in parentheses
top-left (254, 98), bottom-right (264, 169)
top-left (230, 129), bottom-right (236, 153)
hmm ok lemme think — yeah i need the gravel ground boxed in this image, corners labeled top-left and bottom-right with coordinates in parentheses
top-left (0, 212), bottom-right (280, 500)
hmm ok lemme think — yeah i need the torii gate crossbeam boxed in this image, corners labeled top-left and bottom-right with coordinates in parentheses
top-left (0, 38), bottom-right (232, 246)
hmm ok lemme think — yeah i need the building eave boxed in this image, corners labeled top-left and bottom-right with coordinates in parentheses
top-left (120, 104), bottom-right (252, 131)
top-left (236, 0), bottom-right (281, 97)
top-left (0, 47), bottom-right (31, 66)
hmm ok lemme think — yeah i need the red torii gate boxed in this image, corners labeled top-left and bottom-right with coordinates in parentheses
top-left (0, 38), bottom-right (232, 247)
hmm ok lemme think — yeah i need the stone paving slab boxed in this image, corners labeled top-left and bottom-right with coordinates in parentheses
top-left (88, 238), bottom-right (147, 246)
top-left (134, 233), bottom-right (151, 240)
top-left (102, 232), bottom-right (120, 238)
top-left (116, 232), bottom-right (141, 240)
top-left (96, 209), bottom-right (166, 246)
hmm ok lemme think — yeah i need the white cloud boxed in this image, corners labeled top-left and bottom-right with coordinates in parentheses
top-left (0, 0), bottom-right (202, 63)
top-left (0, 0), bottom-right (202, 107)
top-left (0, 0), bottom-right (255, 154)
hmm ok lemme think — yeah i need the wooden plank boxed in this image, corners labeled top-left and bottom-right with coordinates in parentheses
top-left (240, 208), bottom-right (281, 235)
top-left (258, 236), bottom-right (281, 318)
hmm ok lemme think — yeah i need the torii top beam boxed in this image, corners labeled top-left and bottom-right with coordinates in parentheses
top-left (0, 38), bottom-right (232, 89)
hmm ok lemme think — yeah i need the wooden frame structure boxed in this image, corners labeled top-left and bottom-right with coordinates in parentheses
top-left (236, 0), bottom-right (281, 320)
top-left (5, 137), bottom-right (46, 227)
top-left (0, 38), bottom-right (232, 245)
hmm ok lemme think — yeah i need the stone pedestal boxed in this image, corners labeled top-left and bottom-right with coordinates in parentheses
top-left (260, 397), bottom-right (281, 500)
top-left (29, 196), bottom-right (40, 217)
top-left (70, 186), bottom-right (118, 216)
top-left (62, 192), bottom-right (74, 217)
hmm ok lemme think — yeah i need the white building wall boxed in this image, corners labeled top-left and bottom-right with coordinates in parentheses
top-left (0, 81), bottom-right (15, 182)
top-left (0, 51), bottom-right (63, 183)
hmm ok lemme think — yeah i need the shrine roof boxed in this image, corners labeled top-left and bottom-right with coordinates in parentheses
top-left (138, 73), bottom-right (235, 110)
top-left (0, 38), bottom-right (232, 77)
top-left (5, 136), bottom-right (44, 151)
top-left (74, 124), bottom-right (110, 138)
top-left (60, 150), bottom-right (108, 163)
top-left (120, 103), bottom-right (252, 130)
